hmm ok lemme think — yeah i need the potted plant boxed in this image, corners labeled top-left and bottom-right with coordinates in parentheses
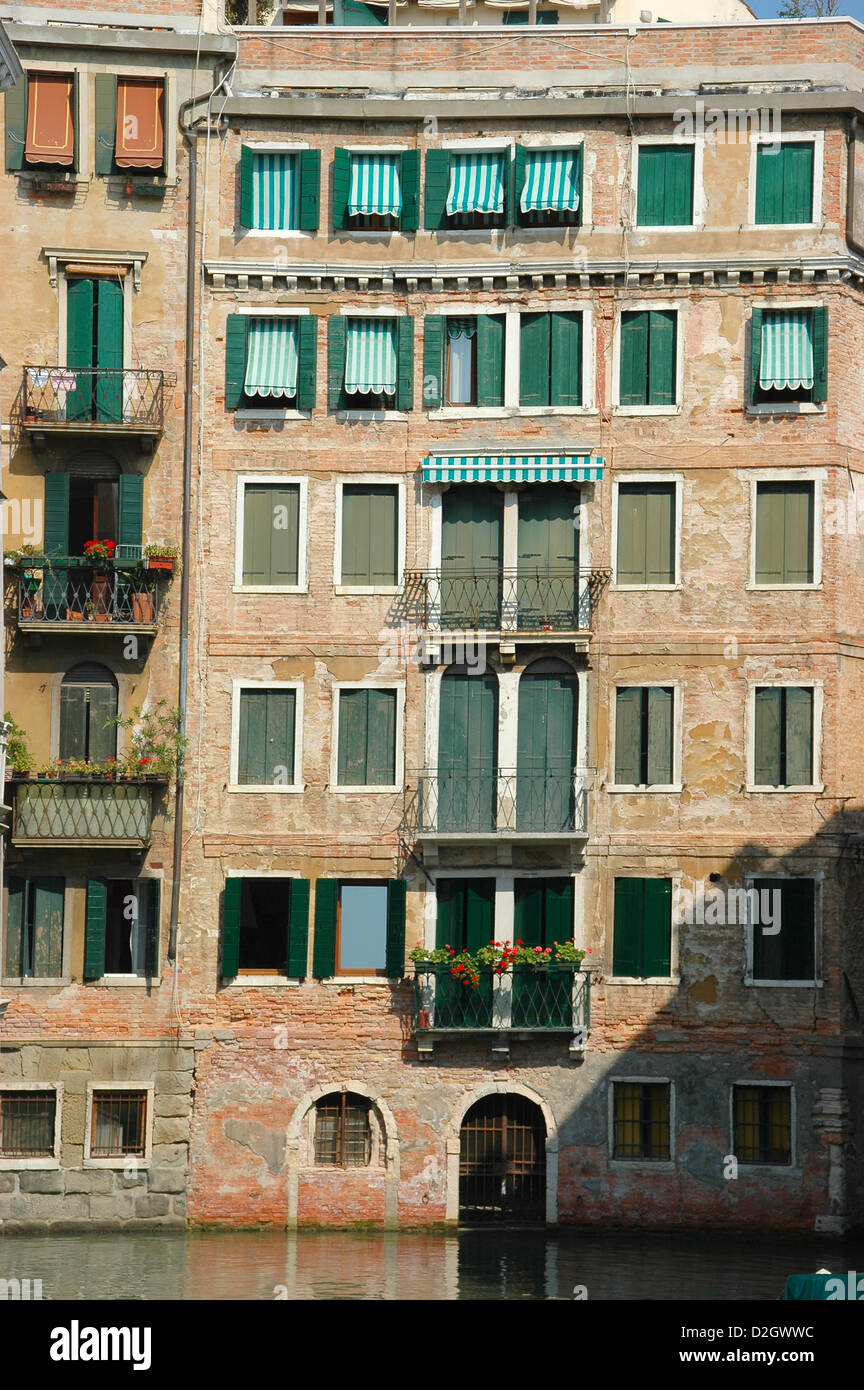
top-left (110, 700), bottom-right (186, 780)
top-left (130, 574), bottom-right (156, 623)
top-left (4, 715), bottom-right (33, 778)
top-left (84, 539), bottom-right (116, 620)
top-left (143, 544), bottom-right (178, 575)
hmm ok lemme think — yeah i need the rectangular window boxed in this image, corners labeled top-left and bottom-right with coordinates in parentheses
top-left (613, 1082), bottom-right (671, 1160)
top-left (5, 876), bottom-right (64, 978)
top-left (338, 881), bottom-right (388, 974)
top-left (436, 878), bottom-right (495, 952)
top-left (0, 1091), bottom-right (57, 1158)
top-left (249, 151), bottom-right (299, 230)
top-left (755, 142), bottom-right (814, 224)
top-left (115, 77), bottom-right (164, 171)
top-left (225, 315), bottom-right (317, 412)
top-left (519, 312), bottom-right (583, 407)
top-left (754, 481), bottom-right (814, 585)
top-left (750, 308), bottom-right (827, 406)
top-left (346, 317), bottom-right (396, 404)
top-left (83, 878), bottom-right (160, 981)
top-left (616, 482), bottom-right (676, 585)
top-left (336, 688), bottom-right (397, 787)
top-left (636, 144), bottom-right (694, 226)
top-left (751, 878), bottom-right (815, 982)
top-left (24, 72), bottom-right (75, 168)
top-left (504, 7), bottom-right (558, 20)
top-left (446, 149), bottom-right (507, 226)
top-left (89, 1090), bottom-right (147, 1159)
top-left (244, 318), bottom-right (299, 401)
top-left (225, 877), bottom-right (309, 976)
top-left (619, 310), bottom-right (677, 407)
top-left (614, 687), bottom-right (674, 786)
top-left (241, 482), bottom-right (300, 587)
top-left (612, 877), bottom-right (672, 979)
top-left (340, 484), bottom-right (398, 586)
top-left (753, 687), bottom-right (814, 787)
top-left (733, 1085), bottom-right (792, 1165)
top-left (517, 146), bottom-right (580, 226)
top-left (423, 314), bottom-right (505, 409)
top-left (332, 147), bottom-right (418, 232)
top-left (237, 687), bottom-right (297, 787)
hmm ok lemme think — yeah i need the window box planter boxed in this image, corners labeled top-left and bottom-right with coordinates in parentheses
top-left (144, 556), bottom-right (174, 573)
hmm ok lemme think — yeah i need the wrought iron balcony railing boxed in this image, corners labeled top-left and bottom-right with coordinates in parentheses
top-left (17, 563), bottom-right (160, 630)
top-left (22, 367), bottom-right (164, 435)
top-left (414, 964), bottom-right (590, 1036)
top-left (404, 567), bottom-right (610, 634)
top-left (407, 768), bottom-right (589, 838)
top-left (10, 777), bottom-right (163, 848)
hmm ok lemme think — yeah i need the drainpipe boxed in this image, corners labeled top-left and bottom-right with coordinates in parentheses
top-left (846, 115), bottom-right (864, 259)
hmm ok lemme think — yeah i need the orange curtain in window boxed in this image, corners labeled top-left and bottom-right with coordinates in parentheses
top-left (115, 78), bottom-right (164, 170)
top-left (25, 73), bottom-right (75, 167)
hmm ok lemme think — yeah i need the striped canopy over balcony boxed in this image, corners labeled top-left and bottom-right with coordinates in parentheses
top-left (348, 153), bottom-right (402, 217)
top-left (422, 451), bottom-right (604, 484)
top-left (759, 310), bottom-right (814, 391)
top-left (446, 152), bottom-right (506, 216)
top-left (244, 318), bottom-right (299, 398)
top-left (521, 149), bottom-right (581, 213)
top-left (344, 318), bottom-right (397, 395)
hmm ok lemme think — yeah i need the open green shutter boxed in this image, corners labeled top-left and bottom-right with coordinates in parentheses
top-left (287, 878), bottom-right (310, 978)
top-left (513, 144), bottom-right (527, 222)
top-left (5, 76), bottom-right (27, 171)
top-left (811, 306), bottom-right (828, 403)
top-left (328, 315), bottom-right (346, 411)
top-left (225, 314), bottom-right (250, 409)
top-left (332, 148), bottom-right (351, 231)
top-left (143, 878), bottom-right (161, 978)
top-left (647, 687), bottom-right (673, 785)
top-left (619, 312), bottom-right (648, 406)
top-left (785, 687), bottom-right (813, 786)
top-left (636, 145), bottom-right (665, 226)
top-left (519, 313), bottom-right (550, 407)
top-left (424, 149), bottom-right (450, 230)
top-left (400, 148), bottom-right (420, 231)
top-left (396, 315), bottom-right (414, 411)
top-left (647, 310), bottom-right (676, 406)
top-left (476, 314), bottom-right (505, 407)
top-left (222, 877), bottom-right (241, 978)
top-left (643, 878), bottom-right (671, 978)
top-left (613, 878), bottom-right (642, 978)
top-left (313, 879), bottom-right (338, 977)
top-left (645, 484), bottom-right (675, 585)
top-left (749, 308), bottom-right (763, 403)
top-left (754, 687), bottom-right (781, 785)
top-left (118, 473), bottom-right (143, 553)
top-left (94, 74), bottom-right (117, 176)
top-left (550, 311), bottom-right (582, 406)
top-left (422, 315), bottom-right (444, 409)
top-left (5, 877), bottom-right (24, 975)
top-left (298, 148), bottom-right (320, 230)
top-left (296, 315), bottom-right (317, 411)
top-left (755, 145), bottom-right (784, 224)
top-left (32, 877), bottom-right (64, 978)
top-left (385, 879), bottom-right (407, 978)
top-left (614, 687), bottom-right (642, 785)
top-left (239, 144), bottom-right (254, 227)
top-left (84, 877), bottom-right (108, 980)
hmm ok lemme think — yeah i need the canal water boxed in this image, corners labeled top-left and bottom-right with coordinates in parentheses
top-left (1, 1228), bottom-right (863, 1300)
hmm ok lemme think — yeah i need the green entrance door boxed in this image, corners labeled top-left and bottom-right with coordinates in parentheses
top-left (438, 671), bottom-right (498, 832)
top-left (441, 487), bottom-right (503, 629)
top-left (67, 277), bottom-right (124, 423)
top-left (517, 662), bottom-right (577, 831)
top-left (517, 487), bottom-right (579, 630)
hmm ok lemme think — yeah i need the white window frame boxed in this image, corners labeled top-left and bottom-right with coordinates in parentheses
top-left (745, 680), bottom-right (823, 794)
top-left (747, 130), bottom-right (824, 230)
top-left (608, 1077), bottom-right (675, 1169)
top-left (730, 1080), bottom-right (797, 1171)
top-left (746, 468), bottom-right (822, 591)
top-left (234, 305), bottom-right (312, 420)
top-left (743, 872), bottom-right (822, 989)
top-left (223, 869), bottom-right (306, 987)
top-left (607, 680), bottom-right (683, 793)
top-left (330, 680), bottom-right (405, 795)
top-left (605, 872), bottom-right (680, 986)
top-left (631, 134), bottom-right (705, 231)
top-left (240, 140), bottom-right (309, 239)
top-left (0, 1082), bottom-right (63, 1170)
top-left (746, 299), bottom-right (827, 417)
top-left (83, 1081), bottom-right (154, 1170)
top-left (517, 134), bottom-right (591, 226)
top-left (335, 307), bottom-right (408, 421)
top-left (610, 472), bottom-right (683, 591)
top-left (233, 472), bottom-right (308, 595)
top-left (334, 476), bottom-right (406, 594)
top-left (229, 679), bottom-right (304, 794)
top-left (612, 301), bottom-right (684, 416)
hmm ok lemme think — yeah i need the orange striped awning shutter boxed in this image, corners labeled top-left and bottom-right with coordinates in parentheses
top-left (25, 72), bottom-right (75, 167)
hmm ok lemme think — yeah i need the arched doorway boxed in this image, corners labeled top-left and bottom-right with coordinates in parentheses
top-left (60, 662), bottom-right (118, 763)
top-left (459, 1093), bottom-right (546, 1223)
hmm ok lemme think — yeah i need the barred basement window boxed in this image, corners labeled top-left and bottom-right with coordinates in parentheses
top-left (0, 1091), bottom-right (57, 1158)
top-left (313, 1092), bottom-right (372, 1167)
top-left (733, 1085), bottom-right (792, 1166)
top-left (612, 1082), bottom-right (671, 1160)
top-left (90, 1089), bottom-right (147, 1158)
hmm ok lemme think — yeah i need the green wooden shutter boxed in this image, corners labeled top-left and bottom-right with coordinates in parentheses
top-left (59, 685), bottom-right (87, 760)
top-left (785, 687), bottom-right (813, 786)
top-left (295, 314), bottom-right (318, 411)
top-left (550, 311), bottom-right (583, 406)
top-left (424, 149), bottom-right (450, 230)
top-left (476, 313), bottom-right (505, 407)
top-left (755, 483), bottom-right (784, 584)
top-left (84, 877), bottom-right (108, 980)
top-left (783, 482), bottom-right (814, 584)
top-left (646, 687), bottom-right (673, 785)
top-left (239, 144), bottom-right (254, 227)
top-left (755, 144), bottom-right (784, 224)
top-left (615, 687), bottom-right (642, 785)
top-left (754, 687), bottom-right (781, 785)
top-left (94, 74), bottom-right (117, 176)
top-left (513, 143), bottom-right (527, 223)
top-left (636, 145), bottom-right (665, 226)
top-left (222, 877), bottom-right (241, 978)
top-left (519, 312), bottom-right (551, 407)
top-left (366, 689), bottom-right (396, 784)
top-left (811, 306), bottom-right (828, 404)
top-left (396, 315), bottom-right (414, 411)
top-left (143, 878), bottom-right (161, 978)
top-left (544, 877), bottom-right (573, 947)
top-left (287, 878), bottom-right (310, 979)
top-left (619, 311), bottom-right (648, 406)
top-left (313, 879), bottom-right (338, 977)
top-left (647, 310), bottom-right (676, 406)
top-left (118, 473), bottom-right (143, 554)
top-left (422, 315), bottom-right (444, 409)
top-left (66, 277), bottom-right (95, 421)
top-left (225, 314), bottom-right (250, 409)
top-left (615, 483), bottom-right (647, 585)
top-left (332, 148), bottom-right (351, 231)
top-left (96, 279), bottom-right (124, 423)
top-left (385, 878), bottom-right (407, 978)
top-left (517, 671), bottom-right (576, 832)
top-left (238, 689), bottom-right (264, 784)
top-left (749, 308), bottom-right (763, 403)
top-left (340, 487), bottom-right (368, 586)
top-left (438, 672), bottom-right (498, 833)
top-left (436, 878), bottom-right (462, 951)
top-left (44, 471), bottom-right (70, 556)
top-left (643, 877), bottom-right (671, 978)
top-left (242, 483), bottom-right (299, 587)
top-left (664, 145), bottom-right (694, 225)
top-left (400, 148), bottom-right (420, 231)
top-left (465, 879), bottom-right (495, 953)
top-left (337, 688), bottom-right (368, 784)
top-left (298, 148), bottom-right (320, 231)
top-left (612, 878), bottom-right (641, 978)
top-left (371, 488), bottom-right (397, 585)
top-left (328, 315), bottom-right (346, 411)
top-left (239, 688), bottom-right (295, 785)
top-left (645, 484), bottom-right (675, 585)
top-left (5, 877), bottom-right (24, 975)
top-left (87, 682), bottom-right (118, 765)
top-left (784, 142), bottom-right (814, 223)
top-left (514, 878), bottom-right (544, 948)
top-left (5, 76), bottom-right (27, 171)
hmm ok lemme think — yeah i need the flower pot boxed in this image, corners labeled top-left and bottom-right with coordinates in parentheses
top-left (66, 608), bottom-right (84, 622)
top-left (418, 1008), bottom-right (431, 1029)
top-left (145, 557), bottom-right (174, 573)
top-left (91, 574), bottom-right (111, 620)
top-left (131, 592), bottom-right (155, 623)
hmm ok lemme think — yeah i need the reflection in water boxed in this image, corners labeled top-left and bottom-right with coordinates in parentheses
top-left (0, 1228), bottom-right (862, 1301)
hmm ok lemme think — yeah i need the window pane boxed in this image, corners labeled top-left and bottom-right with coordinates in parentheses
top-left (339, 883), bottom-right (387, 971)
top-left (0, 1091), bottom-right (56, 1157)
top-left (734, 1086), bottom-right (791, 1164)
top-left (447, 331), bottom-right (474, 404)
top-left (90, 1090), bottom-right (146, 1157)
top-left (755, 482), bottom-right (813, 585)
top-left (238, 688), bottom-right (296, 786)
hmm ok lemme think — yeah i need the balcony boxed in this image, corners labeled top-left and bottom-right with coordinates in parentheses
top-left (14, 560), bottom-right (162, 635)
top-left (414, 964), bottom-right (589, 1056)
top-left (22, 367), bottom-right (164, 450)
top-left (9, 776), bottom-right (165, 848)
top-left (407, 768), bottom-right (589, 843)
top-left (405, 567), bottom-right (610, 653)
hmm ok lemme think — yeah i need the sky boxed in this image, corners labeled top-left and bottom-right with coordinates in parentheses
top-left (750, 2), bottom-right (864, 20)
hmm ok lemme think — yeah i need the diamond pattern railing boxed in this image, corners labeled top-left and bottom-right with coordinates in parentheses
top-left (11, 780), bottom-right (158, 846)
top-left (22, 367), bottom-right (164, 432)
top-left (405, 567), bottom-right (610, 633)
top-left (414, 964), bottom-right (590, 1034)
top-left (17, 566), bottom-right (160, 627)
top-left (410, 769), bottom-right (589, 837)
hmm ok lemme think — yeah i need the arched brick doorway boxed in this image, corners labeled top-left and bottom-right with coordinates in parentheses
top-left (459, 1093), bottom-right (546, 1223)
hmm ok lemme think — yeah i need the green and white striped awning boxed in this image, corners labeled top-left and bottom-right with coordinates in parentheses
top-left (252, 151), bottom-right (298, 232)
top-left (446, 152), bottom-right (505, 216)
top-left (521, 149), bottom-right (580, 213)
top-left (348, 152), bottom-right (402, 218)
top-left (244, 318), bottom-right (298, 399)
top-left (345, 318), bottom-right (397, 396)
top-left (422, 453), bottom-right (604, 483)
top-left (760, 310), bottom-right (814, 391)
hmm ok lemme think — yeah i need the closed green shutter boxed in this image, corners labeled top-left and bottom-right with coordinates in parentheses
top-left (87, 682), bottom-right (118, 765)
top-left (95, 279), bottom-right (124, 423)
top-left (645, 485), bottom-right (675, 584)
top-left (664, 145), bottom-right (694, 225)
top-left (66, 277), bottom-right (95, 421)
top-left (385, 879), bottom-right (407, 978)
top-left (643, 877), bottom-right (671, 978)
top-left (545, 878), bottom-right (573, 946)
top-left (648, 310), bottom-right (676, 406)
top-left (59, 685), bottom-right (86, 760)
top-left (84, 877), bottom-right (108, 980)
top-left (783, 483), bottom-right (814, 584)
top-left (400, 148), bottom-right (420, 231)
top-left (438, 672), bottom-right (498, 833)
top-left (332, 148), bottom-right (351, 231)
top-left (754, 878), bottom-right (814, 980)
top-left (646, 687), bottom-right (673, 785)
top-left (225, 314), bottom-right (250, 409)
top-left (755, 483), bottom-right (785, 584)
top-left (118, 473), bottom-right (143, 554)
top-left (327, 315), bottom-right (346, 410)
top-left (287, 878), bottom-right (310, 978)
top-left (341, 485), bottom-right (397, 586)
top-left (5, 877), bottom-right (24, 975)
top-left (749, 307), bottom-right (763, 403)
top-left (296, 315), bottom-right (317, 411)
top-left (476, 313), bottom-right (505, 407)
top-left (422, 315), bottom-right (445, 409)
top-left (222, 877), bottom-right (241, 978)
top-left (613, 878), bottom-right (641, 978)
top-left (396, 315), bottom-right (414, 411)
top-left (619, 311), bottom-right (648, 405)
top-left (239, 144), bottom-right (254, 227)
top-left (615, 687), bottom-right (642, 785)
top-left (783, 142), bottom-right (814, 223)
top-left (785, 687), bottom-right (813, 786)
top-left (440, 486), bottom-right (503, 629)
top-left (313, 879), bottom-right (338, 978)
top-left (367, 689), bottom-right (396, 784)
top-left (298, 148), bottom-right (320, 230)
top-left (513, 143), bottom-right (527, 221)
top-left (5, 76), bottom-right (27, 171)
top-left (811, 306), bottom-right (828, 403)
top-left (341, 0), bottom-right (387, 24)
top-left (517, 670), bottom-right (576, 832)
top-left (519, 312), bottom-right (551, 407)
top-left (754, 687), bottom-right (781, 785)
top-left (242, 483), bottom-right (299, 587)
top-left (516, 486), bottom-right (578, 627)
top-left (550, 311), bottom-right (583, 406)
top-left (636, 145), bottom-right (665, 226)
top-left (424, 149), bottom-right (450, 229)
top-left (337, 688), bottom-right (368, 784)
top-left (238, 688), bottom-right (295, 785)
top-left (616, 484), bottom-right (646, 584)
top-left (755, 145), bottom-right (784, 224)
top-left (94, 74), bottom-right (117, 176)
top-left (143, 878), bottom-right (161, 978)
